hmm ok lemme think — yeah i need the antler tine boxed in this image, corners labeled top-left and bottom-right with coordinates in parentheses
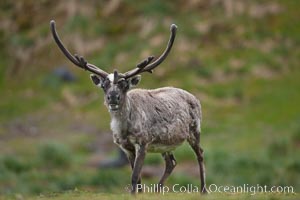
top-left (50, 20), bottom-right (108, 78)
top-left (143, 24), bottom-right (177, 72)
top-left (137, 56), bottom-right (155, 69)
top-left (122, 24), bottom-right (177, 79)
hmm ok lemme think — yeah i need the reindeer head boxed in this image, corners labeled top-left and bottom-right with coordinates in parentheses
top-left (50, 20), bottom-right (177, 112)
top-left (90, 70), bottom-right (142, 111)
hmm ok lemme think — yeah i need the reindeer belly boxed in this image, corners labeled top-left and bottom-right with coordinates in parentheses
top-left (127, 128), bottom-right (187, 153)
top-left (147, 142), bottom-right (184, 153)
top-left (142, 118), bottom-right (190, 153)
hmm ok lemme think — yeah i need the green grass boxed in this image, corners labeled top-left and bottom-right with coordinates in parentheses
top-left (3, 191), bottom-right (299, 200)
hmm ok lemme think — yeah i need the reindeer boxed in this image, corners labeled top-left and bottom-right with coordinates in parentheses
top-left (50, 20), bottom-right (207, 194)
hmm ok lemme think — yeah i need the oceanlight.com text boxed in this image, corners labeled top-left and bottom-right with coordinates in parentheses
top-left (207, 184), bottom-right (295, 195)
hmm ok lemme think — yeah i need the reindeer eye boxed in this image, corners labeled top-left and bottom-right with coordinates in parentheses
top-left (118, 80), bottom-right (128, 90)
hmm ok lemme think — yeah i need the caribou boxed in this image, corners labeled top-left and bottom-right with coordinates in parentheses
top-left (50, 20), bottom-right (207, 194)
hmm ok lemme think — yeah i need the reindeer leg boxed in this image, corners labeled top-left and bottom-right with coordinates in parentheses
top-left (131, 144), bottom-right (146, 194)
top-left (158, 152), bottom-right (176, 189)
top-left (126, 150), bottom-right (142, 193)
top-left (188, 132), bottom-right (207, 194)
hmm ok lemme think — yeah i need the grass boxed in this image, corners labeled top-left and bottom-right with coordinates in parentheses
top-left (3, 191), bottom-right (299, 200)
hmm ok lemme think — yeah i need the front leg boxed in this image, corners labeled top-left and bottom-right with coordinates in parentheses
top-left (125, 150), bottom-right (142, 192)
top-left (131, 144), bottom-right (146, 194)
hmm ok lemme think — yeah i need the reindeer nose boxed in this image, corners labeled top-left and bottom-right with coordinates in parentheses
top-left (108, 92), bottom-right (120, 104)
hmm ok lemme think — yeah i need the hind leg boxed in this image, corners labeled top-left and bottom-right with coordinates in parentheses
top-left (158, 152), bottom-right (177, 187)
top-left (188, 131), bottom-right (207, 194)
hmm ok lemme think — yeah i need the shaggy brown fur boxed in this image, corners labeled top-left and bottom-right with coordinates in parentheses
top-left (103, 85), bottom-right (207, 194)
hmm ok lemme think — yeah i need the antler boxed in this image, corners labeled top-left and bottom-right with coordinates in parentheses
top-left (120, 24), bottom-right (177, 79)
top-left (50, 20), bottom-right (108, 78)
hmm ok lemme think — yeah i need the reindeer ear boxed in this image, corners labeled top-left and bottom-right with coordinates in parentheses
top-left (129, 75), bottom-right (141, 87)
top-left (90, 74), bottom-right (104, 86)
